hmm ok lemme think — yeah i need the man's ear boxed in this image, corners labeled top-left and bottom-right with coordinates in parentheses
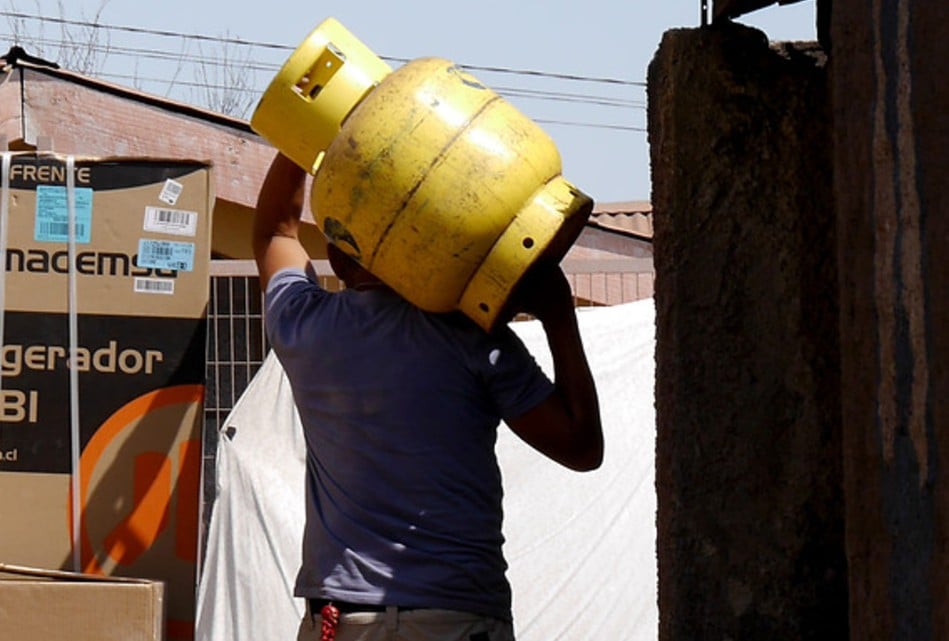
top-left (327, 242), bottom-right (365, 286)
top-left (326, 243), bottom-right (348, 280)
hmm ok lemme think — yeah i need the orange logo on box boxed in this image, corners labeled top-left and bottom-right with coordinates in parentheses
top-left (68, 384), bottom-right (204, 641)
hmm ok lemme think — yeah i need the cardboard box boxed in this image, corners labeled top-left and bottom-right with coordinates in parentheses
top-left (0, 153), bottom-right (213, 640)
top-left (0, 563), bottom-right (164, 641)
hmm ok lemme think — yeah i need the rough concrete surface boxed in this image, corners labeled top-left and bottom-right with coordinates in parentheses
top-left (649, 22), bottom-right (846, 640)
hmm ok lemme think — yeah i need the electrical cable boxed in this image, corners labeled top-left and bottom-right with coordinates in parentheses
top-left (0, 11), bottom-right (645, 86)
top-left (0, 11), bottom-right (647, 131)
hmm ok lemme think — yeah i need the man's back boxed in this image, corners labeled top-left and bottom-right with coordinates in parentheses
top-left (265, 268), bottom-right (553, 620)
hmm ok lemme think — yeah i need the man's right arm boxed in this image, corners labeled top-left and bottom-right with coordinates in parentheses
top-left (505, 264), bottom-right (603, 472)
top-left (253, 152), bottom-right (312, 289)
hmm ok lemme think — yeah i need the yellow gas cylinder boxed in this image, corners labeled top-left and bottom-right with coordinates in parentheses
top-left (251, 18), bottom-right (593, 330)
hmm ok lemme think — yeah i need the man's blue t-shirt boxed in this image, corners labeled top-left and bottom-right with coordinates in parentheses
top-left (265, 267), bottom-right (554, 621)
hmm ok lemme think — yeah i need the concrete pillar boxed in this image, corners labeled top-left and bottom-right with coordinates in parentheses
top-left (648, 23), bottom-right (846, 640)
top-left (832, 1), bottom-right (949, 639)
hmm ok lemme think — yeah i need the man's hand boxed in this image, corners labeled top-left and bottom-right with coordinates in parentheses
top-left (510, 261), bottom-right (575, 324)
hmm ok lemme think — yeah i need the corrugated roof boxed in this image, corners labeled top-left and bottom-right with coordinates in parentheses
top-left (590, 201), bottom-right (653, 240)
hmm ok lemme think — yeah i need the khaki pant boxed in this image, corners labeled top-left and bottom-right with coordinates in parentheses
top-left (296, 604), bottom-right (515, 641)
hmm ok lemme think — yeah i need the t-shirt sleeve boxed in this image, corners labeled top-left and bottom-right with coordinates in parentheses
top-left (264, 267), bottom-right (326, 350)
top-left (478, 326), bottom-right (555, 421)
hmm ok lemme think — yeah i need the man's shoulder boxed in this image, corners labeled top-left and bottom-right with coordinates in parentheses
top-left (267, 266), bottom-right (315, 292)
top-left (265, 267), bottom-right (336, 327)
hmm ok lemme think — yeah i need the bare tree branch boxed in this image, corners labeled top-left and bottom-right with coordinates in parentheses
top-left (4, 2), bottom-right (260, 119)
top-left (192, 33), bottom-right (256, 117)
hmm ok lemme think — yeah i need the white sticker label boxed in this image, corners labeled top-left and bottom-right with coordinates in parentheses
top-left (137, 238), bottom-right (195, 272)
top-left (143, 206), bottom-right (198, 237)
top-left (159, 178), bottom-right (184, 205)
top-left (134, 277), bottom-right (176, 295)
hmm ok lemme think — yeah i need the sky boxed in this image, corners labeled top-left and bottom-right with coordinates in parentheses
top-left (2, 1), bottom-right (817, 203)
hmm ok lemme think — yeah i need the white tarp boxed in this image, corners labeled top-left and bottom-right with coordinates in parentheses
top-left (195, 298), bottom-right (657, 641)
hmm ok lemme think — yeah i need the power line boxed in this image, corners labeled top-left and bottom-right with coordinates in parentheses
top-left (0, 13), bottom-right (648, 132)
top-left (1, 11), bottom-right (289, 50)
top-left (0, 32), bottom-right (280, 73)
top-left (0, 10), bottom-right (646, 86)
top-left (534, 119), bottom-right (645, 132)
top-left (2, 32), bottom-right (646, 119)
top-left (1, 31), bottom-right (646, 112)
top-left (496, 86), bottom-right (644, 109)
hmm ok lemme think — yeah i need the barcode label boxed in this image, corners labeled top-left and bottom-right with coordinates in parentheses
top-left (159, 179), bottom-right (184, 205)
top-left (37, 221), bottom-right (88, 238)
top-left (134, 277), bottom-right (175, 295)
top-left (34, 185), bottom-right (93, 243)
top-left (143, 206), bottom-right (198, 236)
top-left (137, 238), bottom-right (196, 272)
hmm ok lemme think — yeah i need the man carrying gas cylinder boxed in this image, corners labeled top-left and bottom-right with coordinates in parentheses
top-left (253, 151), bottom-right (601, 641)
top-left (251, 17), bottom-right (602, 641)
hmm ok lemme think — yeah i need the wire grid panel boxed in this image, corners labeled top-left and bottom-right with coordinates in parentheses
top-left (200, 263), bottom-right (342, 564)
top-left (204, 274), bottom-right (266, 437)
top-left (203, 262), bottom-right (343, 435)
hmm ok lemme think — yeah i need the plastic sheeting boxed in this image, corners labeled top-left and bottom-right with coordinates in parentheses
top-left (195, 298), bottom-right (657, 641)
